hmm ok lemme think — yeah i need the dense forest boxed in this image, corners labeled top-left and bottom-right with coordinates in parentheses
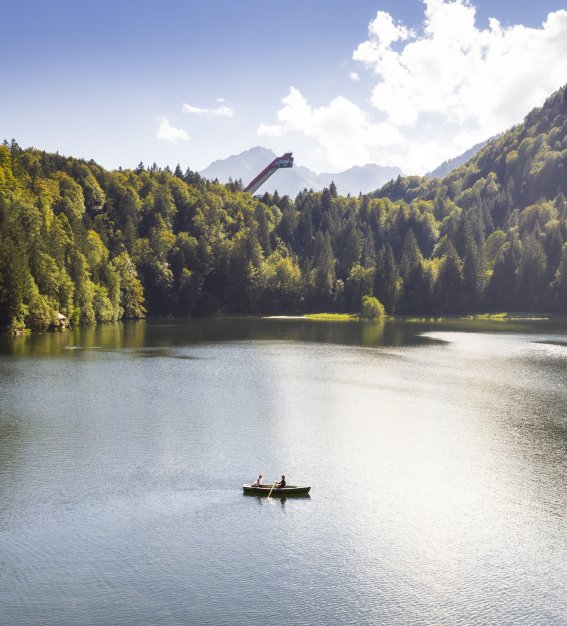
top-left (1, 85), bottom-right (567, 333)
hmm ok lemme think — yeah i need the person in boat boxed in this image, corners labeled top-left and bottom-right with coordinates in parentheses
top-left (252, 474), bottom-right (263, 487)
top-left (275, 475), bottom-right (286, 489)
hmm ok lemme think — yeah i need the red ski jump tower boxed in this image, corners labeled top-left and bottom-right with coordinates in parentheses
top-left (243, 152), bottom-right (294, 195)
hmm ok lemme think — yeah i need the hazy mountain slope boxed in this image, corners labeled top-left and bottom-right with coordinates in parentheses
top-left (200, 146), bottom-right (276, 185)
top-left (320, 164), bottom-right (403, 197)
top-left (200, 146), bottom-right (403, 197)
top-left (426, 139), bottom-right (491, 178)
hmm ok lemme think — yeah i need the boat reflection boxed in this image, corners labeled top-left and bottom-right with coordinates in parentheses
top-left (243, 492), bottom-right (311, 508)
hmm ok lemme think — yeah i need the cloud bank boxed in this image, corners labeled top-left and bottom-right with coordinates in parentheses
top-left (259, 1), bottom-right (567, 173)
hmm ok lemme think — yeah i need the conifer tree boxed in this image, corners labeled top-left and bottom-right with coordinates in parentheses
top-left (399, 229), bottom-right (422, 279)
top-left (516, 235), bottom-right (547, 311)
top-left (434, 242), bottom-right (464, 313)
top-left (374, 243), bottom-right (400, 314)
top-left (550, 244), bottom-right (567, 313)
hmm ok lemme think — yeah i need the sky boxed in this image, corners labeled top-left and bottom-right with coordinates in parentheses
top-left (2, 0), bottom-right (567, 175)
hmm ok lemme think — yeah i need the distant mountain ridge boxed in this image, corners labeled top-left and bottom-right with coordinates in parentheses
top-left (426, 138), bottom-right (493, 179)
top-left (199, 146), bottom-right (403, 197)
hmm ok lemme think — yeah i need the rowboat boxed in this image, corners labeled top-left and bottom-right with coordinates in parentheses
top-left (242, 484), bottom-right (311, 496)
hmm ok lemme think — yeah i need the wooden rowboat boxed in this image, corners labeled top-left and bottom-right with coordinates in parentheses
top-left (242, 484), bottom-right (311, 496)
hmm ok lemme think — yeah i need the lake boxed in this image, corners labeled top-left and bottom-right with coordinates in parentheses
top-left (1, 317), bottom-right (566, 625)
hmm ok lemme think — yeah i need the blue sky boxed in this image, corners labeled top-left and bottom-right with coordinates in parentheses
top-left (2, 1), bottom-right (567, 174)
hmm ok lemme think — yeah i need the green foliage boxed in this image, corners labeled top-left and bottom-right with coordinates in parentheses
top-left (310, 230), bottom-right (336, 307)
top-left (374, 243), bottom-right (400, 314)
top-left (25, 276), bottom-right (55, 330)
top-left (304, 312), bottom-right (356, 321)
top-left (113, 252), bottom-right (145, 318)
top-left (516, 235), bottom-right (547, 310)
top-left (259, 250), bottom-right (301, 312)
top-left (54, 172), bottom-right (86, 222)
top-left (484, 230), bottom-right (507, 267)
top-left (360, 295), bottom-right (385, 319)
top-left (346, 264), bottom-right (374, 311)
top-left (550, 244), bottom-right (567, 313)
top-left (434, 243), bottom-right (464, 313)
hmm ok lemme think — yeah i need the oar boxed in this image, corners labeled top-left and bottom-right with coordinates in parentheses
top-left (267, 480), bottom-right (278, 499)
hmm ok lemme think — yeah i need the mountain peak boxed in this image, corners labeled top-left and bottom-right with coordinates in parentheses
top-left (199, 148), bottom-right (404, 196)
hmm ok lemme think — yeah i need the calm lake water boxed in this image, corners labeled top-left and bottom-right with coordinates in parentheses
top-left (1, 318), bottom-right (566, 625)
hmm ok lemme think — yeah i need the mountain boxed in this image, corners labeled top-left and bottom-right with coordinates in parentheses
top-left (199, 146), bottom-right (403, 197)
top-left (426, 138), bottom-right (491, 178)
top-left (200, 146), bottom-right (275, 186)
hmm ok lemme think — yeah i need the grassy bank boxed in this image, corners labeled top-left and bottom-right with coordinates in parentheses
top-left (303, 313), bottom-right (360, 322)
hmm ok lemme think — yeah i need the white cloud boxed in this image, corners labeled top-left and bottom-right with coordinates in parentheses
top-left (257, 123), bottom-right (284, 138)
top-left (368, 10), bottom-right (413, 50)
top-left (257, 87), bottom-right (404, 171)
top-left (259, 1), bottom-right (567, 174)
top-left (156, 117), bottom-right (189, 142)
top-left (183, 102), bottom-right (234, 117)
top-left (349, 71), bottom-right (360, 82)
top-left (353, 0), bottom-right (567, 169)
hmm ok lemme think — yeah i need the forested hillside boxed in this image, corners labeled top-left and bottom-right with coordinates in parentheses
top-left (1, 85), bottom-right (567, 333)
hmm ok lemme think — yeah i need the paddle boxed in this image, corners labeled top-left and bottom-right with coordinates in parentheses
top-left (267, 479), bottom-right (278, 499)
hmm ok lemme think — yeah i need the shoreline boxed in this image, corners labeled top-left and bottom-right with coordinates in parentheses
top-left (262, 313), bottom-right (554, 322)
top-left (3, 312), bottom-right (563, 336)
